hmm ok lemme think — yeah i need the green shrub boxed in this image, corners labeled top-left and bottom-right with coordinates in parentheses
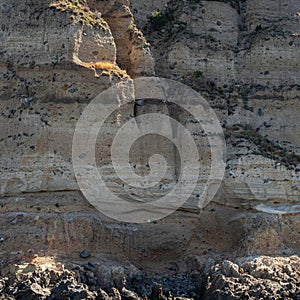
top-left (193, 70), bottom-right (203, 78)
top-left (255, 24), bottom-right (262, 32)
top-left (149, 10), bottom-right (169, 31)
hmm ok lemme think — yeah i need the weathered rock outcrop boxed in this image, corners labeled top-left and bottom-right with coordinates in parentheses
top-left (0, 0), bottom-right (299, 290)
top-left (0, 0), bottom-right (156, 197)
top-left (129, 0), bottom-right (300, 215)
top-left (205, 256), bottom-right (300, 299)
top-left (1, 254), bottom-right (299, 299)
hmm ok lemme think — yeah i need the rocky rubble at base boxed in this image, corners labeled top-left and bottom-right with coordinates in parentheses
top-left (205, 256), bottom-right (300, 300)
top-left (0, 255), bottom-right (299, 300)
top-left (0, 258), bottom-right (196, 300)
top-left (0, 270), bottom-right (195, 300)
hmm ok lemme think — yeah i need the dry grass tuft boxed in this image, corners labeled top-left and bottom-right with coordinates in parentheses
top-left (78, 60), bottom-right (128, 78)
top-left (93, 61), bottom-right (116, 70)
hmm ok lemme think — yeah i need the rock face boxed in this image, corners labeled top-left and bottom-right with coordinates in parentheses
top-left (0, 0), bottom-right (299, 290)
top-left (0, 0), bottom-right (155, 197)
top-left (205, 256), bottom-right (300, 299)
top-left (130, 0), bottom-right (300, 220)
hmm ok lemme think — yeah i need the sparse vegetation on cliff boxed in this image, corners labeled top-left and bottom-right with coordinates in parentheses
top-left (78, 60), bottom-right (129, 78)
top-left (50, 0), bottom-right (106, 27)
top-left (227, 124), bottom-right (300, 168)
top-left (149, 10), bottom-right (171, 31)
top-left (193, 70), bottom-right (204, 79)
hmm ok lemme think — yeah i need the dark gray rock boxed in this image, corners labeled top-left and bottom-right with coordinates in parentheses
top-left (80, 250), bottom-right (91, 259)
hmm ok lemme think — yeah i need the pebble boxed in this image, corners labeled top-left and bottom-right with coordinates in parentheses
top-left (80, 249), bottom-right (91, 259)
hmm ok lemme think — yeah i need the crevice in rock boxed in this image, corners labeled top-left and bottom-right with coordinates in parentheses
top-left (86, 0), bottom-right (155, 78)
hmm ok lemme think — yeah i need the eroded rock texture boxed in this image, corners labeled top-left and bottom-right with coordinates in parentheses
top-left (0, 0), bottom-right (299, 292)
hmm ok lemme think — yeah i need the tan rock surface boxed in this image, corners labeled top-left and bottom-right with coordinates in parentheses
top-left (0, 0), bottom-right (299, 283)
